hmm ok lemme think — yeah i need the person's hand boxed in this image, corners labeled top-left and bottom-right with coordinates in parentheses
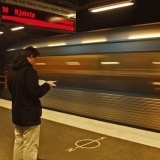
top-left (46, 82), bottom-right (53, 88)
top-left (46, 81), bottom-right (57, 88)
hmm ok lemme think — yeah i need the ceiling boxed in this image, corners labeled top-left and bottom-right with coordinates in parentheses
top-left (0, 0), bottom-right (160, 52)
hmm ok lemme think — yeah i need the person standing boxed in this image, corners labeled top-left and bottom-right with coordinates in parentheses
top-left (7, 46), bottom-right (53, 160)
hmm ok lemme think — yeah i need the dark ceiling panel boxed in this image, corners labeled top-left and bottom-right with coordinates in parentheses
top-left (62, 0), bottom-right (79, 4)
top-left (79, 0), bottom-right (111, 6)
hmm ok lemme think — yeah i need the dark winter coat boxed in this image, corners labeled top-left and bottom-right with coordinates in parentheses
top-left (7, 54), bottom-right (50, 126)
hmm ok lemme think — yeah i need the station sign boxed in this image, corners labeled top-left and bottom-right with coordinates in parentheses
top-left (0, 0), bottom-right (76, 32)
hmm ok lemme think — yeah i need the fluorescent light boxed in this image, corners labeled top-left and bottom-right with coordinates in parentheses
top-left (11, 26), bottom-right (24, 31)
top-left (152, 62), bottom-right (160, 64)
top-left (48, 43), bottom-right (66, 47)
top-left (0, 31), bottom-right (3, 34)
top-left (82, 39), bottom-right (107, 44)
top-left (7, 48), bottom-right (15, 51)
top-left (89, 0), bottom-right (134, 12)
top-left (129, 34), bottom-right (160, 39)
top-left (66, 62), bottom-right (80, 65)
top-left (22, 46), bottom-right (37, 49)
top-left (101, 62), bottom-right (120, 65)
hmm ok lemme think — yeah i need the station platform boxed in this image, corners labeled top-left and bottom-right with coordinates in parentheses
top-left (1, 99), bottom-right (160, 160)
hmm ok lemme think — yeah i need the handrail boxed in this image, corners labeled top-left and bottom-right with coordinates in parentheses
top-left (0, 73), bottom-right (7, 89)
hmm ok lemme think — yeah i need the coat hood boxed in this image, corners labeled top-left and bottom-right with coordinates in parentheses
top-left (11, 54), bottom-right (32, 70)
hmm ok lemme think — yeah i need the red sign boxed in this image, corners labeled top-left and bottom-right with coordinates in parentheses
top-left (1, 4), bottom-right (75, 32)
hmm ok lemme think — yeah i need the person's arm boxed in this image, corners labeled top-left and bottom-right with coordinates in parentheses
top-left (24, 67), bottom-right (51, 98)
top-left (46, 82), bottom-right (53, 88)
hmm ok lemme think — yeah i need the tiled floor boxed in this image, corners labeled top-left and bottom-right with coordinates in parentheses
top-left (1, 98), bottom-right (160, 160)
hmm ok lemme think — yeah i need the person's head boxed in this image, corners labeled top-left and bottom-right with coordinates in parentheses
top-left (22, 46), bottom-right (40, 65)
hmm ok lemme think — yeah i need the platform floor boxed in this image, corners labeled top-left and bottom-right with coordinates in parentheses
top-left (1, 99), bottom-right (160, 160)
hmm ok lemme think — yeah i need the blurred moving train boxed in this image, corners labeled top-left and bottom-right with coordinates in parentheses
top-left (3, 22), bottom-right (160, 132)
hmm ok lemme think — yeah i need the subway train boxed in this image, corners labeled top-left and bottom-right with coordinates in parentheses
top-left (3, 22), bottom-right (160, 132)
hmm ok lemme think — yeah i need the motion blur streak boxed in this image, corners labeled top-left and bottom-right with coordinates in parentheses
top-left (4, 23), bottom-right (160, 132)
